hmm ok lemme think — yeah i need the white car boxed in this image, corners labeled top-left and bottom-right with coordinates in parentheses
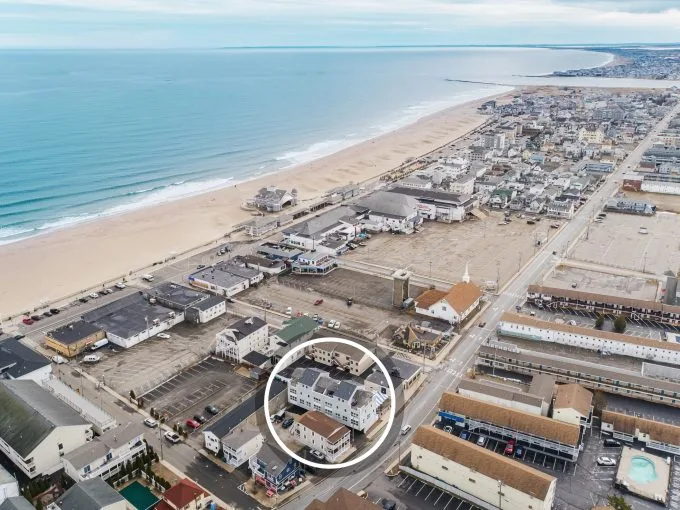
top-left (157, 333), bottom-right (171, 339)
top-left (477, 436), bottom-right (487, 446)
top-left (327, 320), bottom-right (336, 328)
top-left (310, 449), bottom-right (325, 460)
top-left (597, 456), bottom-right (617, 466)
top-left (144, 418), bottom-right (158, 428)
top-left (89, 292), bottom-right (99, 299)
top-left (115, 282), bottom-right (127, 289)
top-left (51, 355), bottom-right (68, 364)
top-left (333, 321), bottom-right (341, 329)
top-left (164, 431), bottom-right (181, 443)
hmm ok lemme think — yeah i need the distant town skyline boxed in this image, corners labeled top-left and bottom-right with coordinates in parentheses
top-left (0, 0), bottom-right (679, 49)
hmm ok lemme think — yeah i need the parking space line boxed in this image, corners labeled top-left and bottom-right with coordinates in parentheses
top-left (406, 478), bottom-right (418, 492)
top-left (434, 491), bottom-right (444, 505)
top-left (441, 496), bottom-right (453, 510)
top-left (415, 483), bottom-right (426, 496)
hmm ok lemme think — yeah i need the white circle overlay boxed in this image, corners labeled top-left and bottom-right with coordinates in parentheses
top-left (264, 337), bottom-right (396, 470)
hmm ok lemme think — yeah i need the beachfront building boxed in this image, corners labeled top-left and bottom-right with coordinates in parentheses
top-left (62, 423), bottom-right (146, 482)
top-left (247, 186), bottom-right (298, 212)
top-left (281, 205), bottom-right (366, 256)
top-left (215, 317), bottom-right (269, 363)
top-left (293, 411), bottom-right (351, 463)
top-left (149, 282), bottom-right (226, 324)
top-left (354, 191), bottom-right (421, 234)
top-left (243, 216), bottom-right (279, 237)
top-left (411, 426), bottom-right (557, 510)
top-left (248, 445), bottom-right (302, 496)
top-left (0, 380), bottom-right (93, 478)
top-left (414, 281), bottom-right (483, 326)
top-left (497, 311), bottom-right (680, 365)
top-left (308, 341), bottom-right (374, 376)
top-left (291, 251), bottom-right (337, 276)
top-left (45, 320), bottom-right (106, 358)
top-left (188, 261), bottom-right (263, 298)
top-left (205, 425), bottom-right (264, 468)
top-left (82, 293), bottom-right (182, 349)
top-left (386, 186), bottom-right (477, 223)
top-left (286, 368), bottom-right (382, 432)
top-left (0, 337), bottom-right (51, 383)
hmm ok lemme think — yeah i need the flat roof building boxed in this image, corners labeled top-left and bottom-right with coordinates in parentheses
top-left (0, 337), bottom-right (51, 383)
top-left (305, 488), bottom-right (382, 510)
top-left (411, 426), bottom-right (556, 510)
top-left (457, 378), bottom-right (550, 417)
top-left (310, 342), bottom-right (374, 376)
top-left (45, 320), bottom-right (106, 358)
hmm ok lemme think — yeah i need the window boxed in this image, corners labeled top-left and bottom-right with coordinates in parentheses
top-left (58, 443), bottom-right (63, 450)
top-left (468, 478), bottom-right (475, 483)
top-left (84, 465), bottom-right (91, 474)
top-left (106, 452), bottom-right (113, 461)
top-left (442, 465), bottom-right (448, 470)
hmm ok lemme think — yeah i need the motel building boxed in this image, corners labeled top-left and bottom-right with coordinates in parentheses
top-left (293, 411), bottom-right (351, 463)
top-left (410, 426), bottom-right (556, 510)
top-left (497, 312), bottom-right (680, 365)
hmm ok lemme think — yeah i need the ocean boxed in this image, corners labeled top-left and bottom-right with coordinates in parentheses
top-left (0, 47), bottom-right (610, 244)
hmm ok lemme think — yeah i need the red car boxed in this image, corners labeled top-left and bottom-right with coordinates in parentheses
top-left (314, 299), bottom-right (323, 306)
top-left (504, 439), bottom-right (515, 456)
top-left (186, 419), bottom-right (200, 430)
top-left (22, 317), bottom-right (34, 325)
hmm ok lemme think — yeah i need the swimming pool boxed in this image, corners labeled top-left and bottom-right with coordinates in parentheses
top-left (628, 456), bottom-right (658, 485)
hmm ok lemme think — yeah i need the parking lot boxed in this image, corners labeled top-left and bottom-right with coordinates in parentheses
top-left (140, 357), bottom-right (257, 424)
top-left (380, 473), bottom-right (481, 510)
top-left (570, 210), bottom-right (680, 277)
top-left (343, 214), bottom-right (557, 288)
top-left (82, 309), bottom-right (244, 394)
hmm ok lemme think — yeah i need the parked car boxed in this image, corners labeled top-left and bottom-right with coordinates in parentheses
top-left (227, 298), bottom-right (235, 303)
top-left (346, 298), bottom-right (353, 307)
top-left (443, 426), bottom-right (453, 434)
top-left (314, 299), bottom-right (323, 305)
top-left (478, 322), bottom-right (486, 328)
top-left (144, 418), bottom-right (158, 428)
top-left (604, 439), bottom-right (622, 447)
top-left (459, 431), bottom-right (470, 440)
top-left (597, 456), bottom-right (617, 466)
top-left (104, 288), bottom-right (114, 294)
top-left (51, 355), bottom-right (68, 364)
top-left (327, 320), bottom-right (336, 328)
top-left (312, 314), bottom-right (319, 321)
top-left (193, 414), bottom-right (207, 424)
top-left (157, 333), bottom-right (171, 339)
top-left (50, 308), bottom-right (60, 314)
top-left (205, 405), bottom-right (219, 415)
top-left (186, 419), bottom-right (201, 430)
top-left (115, 282), bottom-right (127, 289)
top-left (83, 354), bottom-right (101, 363)
top-left (13, 334), bottom-right (25, 340)
top-left (79, 297), bottom-right (89, 303)
top-left (42, 311), bottom-right (52, 317)
top-left (30, 315), bottom-right (41, 321)
top-left (400, 425), bottom-right (412, 435)
top-left (514, 445), bottom-right (525, 458)
top-left (282, 418), bottom-right (294, 429)
top-left (22, 317), bottom-right (34, 325)
top-left (476, 436), bottom-right (486, 446)
top-left (89, 292), bottom-right (99, 299)
top-left (310, 449), bottom-right (325, 460)
top-left (164, 431), bottom-right (181, 443)
top-left (333, 321), bottom-right (341, 329)
top-left (197, 264), bottom-right (206, 269)
top-left (504, 439), bottom-right (515, 455)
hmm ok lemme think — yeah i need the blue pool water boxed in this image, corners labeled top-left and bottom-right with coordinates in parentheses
top-left (628, 456), bottom-right (658, 485)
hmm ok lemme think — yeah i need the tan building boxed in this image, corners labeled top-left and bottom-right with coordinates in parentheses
top-left (305, 487), bottom-right (381, 510)
top-left (310, 342), bottom-right (373, 376)
top-left (414, 281), bottom-right (483, 325)
top-left (45, 320), bottom-right (105, 358)
top-left (601, 410), bottom-right (680, 455)
top-left (457, 377), bottom-right (551, 416)
top-left (552, 384), bottom-right (593, 427)
top-left (392, 324), bottom-right (442, 351)
top-left (294, 411), bottom-right (351, 462)
top-left (412, 426), bottom-right (556, 510)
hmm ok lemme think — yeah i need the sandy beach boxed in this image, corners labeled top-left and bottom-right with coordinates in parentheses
top-left (0, 89), bottom-right (515, 318)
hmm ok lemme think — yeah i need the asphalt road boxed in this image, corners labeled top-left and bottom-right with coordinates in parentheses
top-left (277, 101), bottom-right (680, 510)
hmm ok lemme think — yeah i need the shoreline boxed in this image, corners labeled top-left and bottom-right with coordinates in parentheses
top-left (0, 87), bottom-right (515, 317)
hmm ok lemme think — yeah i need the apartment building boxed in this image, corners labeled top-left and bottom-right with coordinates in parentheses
top-left (62, 423), bottom-right (146, 482)
top-left (0, 380), bottom-right (93, 478)
top-left (309, 342), bottom-right (374, 376)
top-left (219, 426), bottom-right (264, 468)
top-left (294, 411), bottom-right (351, 462)
top-left (411, 426), bottom-right (556, 510)
top-left (215, 316), bottom-right (269, 363)
top-left (552, 384), bottom-right (593, 427)
top-left (601, 410), bottom-right (680, 455)
top-left (498, 311), bottom-right (680, 365)
top-left (287, 368), bottom-right (381, 432)
top-left (457, 376), bottom-right (553, 417)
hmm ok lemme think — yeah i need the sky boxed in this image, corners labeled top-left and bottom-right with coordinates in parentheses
top-left (0, 0), bottom-right (679, 49)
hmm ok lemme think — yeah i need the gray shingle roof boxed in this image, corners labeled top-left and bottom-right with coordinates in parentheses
top-left (55, 478), bottom-right (125, 510)
top-left (222, 316), bottom-right (267, 342)
top-left (355, 191), bottom-right (418, 219)
top-left (0, 497), bottom-right (35, 510)
top-left (335, 381), bottom-right (358, 401)
top-left (0, 337), bottom-right (50, 378)
top-left (0, 380), bottom-right (88, 457)
top-left (299, 368), bottom-right (322, 387)
top-left (46, 320), bottom-right (103, 346)
top-left (64, 422), bottom-right (145, 470)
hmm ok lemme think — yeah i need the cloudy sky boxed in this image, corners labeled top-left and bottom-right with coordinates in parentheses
top-left (0, 0), bottom-right (679, 48)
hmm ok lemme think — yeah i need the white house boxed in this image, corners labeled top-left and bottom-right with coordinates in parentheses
top-left (412, 426), bottom-right (556, 510)
top-left (287, 368), bottom-right (382, 432)
top-left (498, 312), bottom-right (680, 365)
top-left (148, 282), bottom-right (226, 325)
top-left (0, 337), bottom-right (51, 384)
top-left (293, 411), bottom-right (351, 463)
top-left (291, 252), bottom-right (337, 276)
top-left (0, 380), bottom-right (93, 478)
top-left (0, 465), bottom-right (19, 504)
top-left (188, 262), bottom-right (263, 298)
top-left (356, 191), bottom-right (421, 234)
top-left (62, 423), bottom-right (146, 482)
top-left (218, 426), bottom-right (264, 468)
top-left (448, 174), bottom-right (475, 195)
top-left (546, 199), bottom-right (575, 219)
top-left (215, 317), bottom-right (269, 363)
top-left (282, 206), bottom-right (364, 256)
top-left (309, 342), bottom-right (374, 376)
top-left (414, 280), bottom-right (483, 326)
